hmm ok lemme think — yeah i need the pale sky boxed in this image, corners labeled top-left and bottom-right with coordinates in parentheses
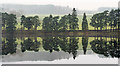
top-left (0, 0), bottom-right (119, 10)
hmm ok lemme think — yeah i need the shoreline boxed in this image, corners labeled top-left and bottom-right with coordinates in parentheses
top-left (2, 30), bottom-right (120, 38)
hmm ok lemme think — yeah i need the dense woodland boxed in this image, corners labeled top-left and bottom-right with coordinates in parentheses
top-left (2, 8), bottom-right (120, 34)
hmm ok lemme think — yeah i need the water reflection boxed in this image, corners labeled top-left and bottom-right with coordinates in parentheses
top-left (2, 36), bottom-right (120, 61)
top-left (2, 35), bottom-right (17, 55)
top-left (82, 37), bottom-right (88, 54)
top-left (21, 37), bottom-right (40, 52)
top-left (42, 37), bottom-right (60, 53)
top-left (42, 37), bottom-right (79, 59)
top-left (90, 37), bottom-right (120, 58)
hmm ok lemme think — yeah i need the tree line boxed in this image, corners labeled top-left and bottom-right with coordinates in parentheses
top-left (90, 9), bottom-right (120, 30)
top-left (2, 8), bottom-right (120, 32)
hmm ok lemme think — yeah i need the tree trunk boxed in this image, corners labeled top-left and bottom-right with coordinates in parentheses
top-left (97, 27), bottom-right (98, 32)
top-left (35, 26), bottom-right (37, 30)
top-left (100, 27), bottom-right (102, 30)
top-left (28, 28), bottom-right (30, 30)
top-left (106, 26), bottom-right (107, 30)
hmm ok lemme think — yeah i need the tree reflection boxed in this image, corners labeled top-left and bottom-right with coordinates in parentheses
top-left (82, 37), bottom-right (88, 54)
top-left (42, 37), bottom-right (79, 59)
top-left (2, 36), bottom-right (17, 55)
top-left (3, 36), bottom-right (119, 59)
top-left (42, 37), bottom-right (60, 53)
top-left (68, 37), bottom-right (79, 59)
top-left (90, 38), bottom-right (120, 58)
top-left (108, 38), bottom-right (120, 58)
top-left (59, 37), bottom-right (69, 52)
top-left (21, 37), bottom-right (40, 52)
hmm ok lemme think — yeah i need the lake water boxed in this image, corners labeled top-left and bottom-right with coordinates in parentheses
top-left (1, 36), bottom-right (119, 64)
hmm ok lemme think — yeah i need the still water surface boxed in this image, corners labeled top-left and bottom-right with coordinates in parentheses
top-left (2, 36), bottom-right (119, 64)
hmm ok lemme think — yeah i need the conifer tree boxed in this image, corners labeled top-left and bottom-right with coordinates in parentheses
top-left (82, 13), bottom-right (88, 30)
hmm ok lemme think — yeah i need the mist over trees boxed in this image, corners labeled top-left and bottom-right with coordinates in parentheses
top-left (1, 4), bottom-right (117, 15)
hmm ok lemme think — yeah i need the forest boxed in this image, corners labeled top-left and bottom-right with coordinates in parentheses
top-left (2, 8), bottom-right (120, 31)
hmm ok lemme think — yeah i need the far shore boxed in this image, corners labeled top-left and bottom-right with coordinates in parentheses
top-left (2, 30), bottom-right (120, 38)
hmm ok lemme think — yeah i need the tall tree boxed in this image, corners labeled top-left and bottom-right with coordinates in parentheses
top-left (33, 16), bottom-right (40, 30)
top-left (69, 8), bottom-right (79, 30)
top-left (72, 8), bottom-right (79, 30)
top-left (82, 13), bottom-right (88, 30)
top-left (42, 15), bottom-right (59, 31)
top-left (90, 13), bottom-right (100, 30)
top-left (20, 15), bottom-right (26, 30)
top-left (52, 16), bottom-right (59, 31)
top-left (6, 14), bottom-right (17, 34)
top-left (102, 10), bottom-right (109, 30)
top-left (24, 17), bottom-right (34, 30)
top-left (59, 15), bottom-right (69, 30)
top-left (108, 9), bottom-right (118, 30)
top-left (118, 9), bottom-right (120, 30)
top-left (2, 13), bottom-right (8, 30)
top-left (90, 11), bottom-right (108, 30)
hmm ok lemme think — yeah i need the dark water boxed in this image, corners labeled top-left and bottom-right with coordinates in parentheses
top-left (1, 36), bottom-right (120, 62)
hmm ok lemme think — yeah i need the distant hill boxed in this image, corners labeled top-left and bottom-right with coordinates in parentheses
top-left (0, 4), bottom-right (118, 15)
top-left (97, 7), bottom-right (117, 12)
top-left (1, 4), bottom-right (72, 15)
top-left (118, 1), bottom-right (120, 8)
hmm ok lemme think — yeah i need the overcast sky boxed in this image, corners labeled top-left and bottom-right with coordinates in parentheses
top-left (0, 0), bottom-right (119, 10)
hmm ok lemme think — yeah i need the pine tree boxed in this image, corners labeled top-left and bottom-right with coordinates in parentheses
top-left (69, 8), bottom-right (79, 30)
top-left (82, 13), bottom-right (88, 30)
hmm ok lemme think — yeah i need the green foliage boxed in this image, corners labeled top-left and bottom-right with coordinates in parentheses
top-left (108, 9), bottom-right (119, 30)
top-left (69, 8), bottom-right (79, 30)
top-left (42, 15), bottom-right (60, 31)
top-left (90, 10), bottom-right (109, 30)
top-left (59, 15), bottom-right (69, 30)
top-left (90, 9), bottom-right (120, 30)
top-left (118, 9), bottom-right (120, 30)
top-left (82, 13), bottom-right (88, 30)
top-left (2, 8), bottom-right (120, 31)
top-left (24, 17), bottom-right (34, 30)
top-left (2, 13), bottom-right (17, 33)
top-left (20, 15), bottom-right (26, 30)
top-left (33, 16), bottom-right (41, 30)
top-left (20, 15), bottom-right (40, 30)
top-left (42, 8), bottom-right (79, 31)
top-left (2, 13), bottom-right (8, 29)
